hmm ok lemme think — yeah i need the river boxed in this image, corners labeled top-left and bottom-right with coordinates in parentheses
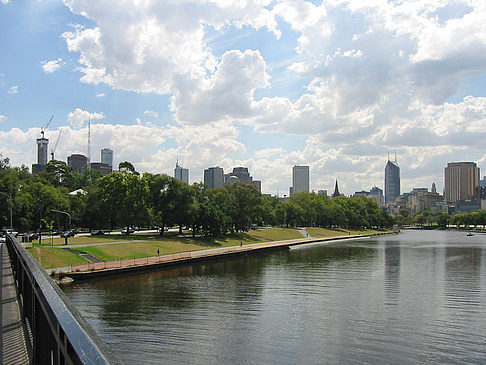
top-left (63, 230), bottom-right (486, 364)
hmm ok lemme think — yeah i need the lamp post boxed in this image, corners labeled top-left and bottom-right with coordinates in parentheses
top-left (51, 209), bottom-right (71, 229)
top-left (0, 191), bottom-right (12, 230)
top-left (51, 209), bottom-right (71, 245)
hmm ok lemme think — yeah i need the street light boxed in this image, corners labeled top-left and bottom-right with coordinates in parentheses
top-left (51, 209), bottom-right (72, 245)
top-left (0, 191), bottom-right (12, 230)
top-left (50, 209), bottom-right (71, 229)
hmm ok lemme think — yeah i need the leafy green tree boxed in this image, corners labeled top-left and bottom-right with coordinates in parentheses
top-left (42, 160), bottom-right (74, 188)
top-left (217, 183), bottom-right (263, 232)
top-left (98, 171), bottom-right (148, 231)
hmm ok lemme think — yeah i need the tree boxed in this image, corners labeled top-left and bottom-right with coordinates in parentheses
top-left (98, 171), bottom-right (148, 231)
top-left (216, 183), bottom-right (263, 232)
top-left (42, 160), bottom-right (74, 188)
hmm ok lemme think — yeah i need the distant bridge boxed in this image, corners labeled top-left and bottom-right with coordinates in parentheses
top-left (1, 234), bottom-right (122, 364)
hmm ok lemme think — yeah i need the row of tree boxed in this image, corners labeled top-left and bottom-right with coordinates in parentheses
top-left (0, 157), bottom-right (394, 235)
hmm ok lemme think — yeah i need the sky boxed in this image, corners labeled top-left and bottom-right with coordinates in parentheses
top-left (1, 0), bottom-right (486, 196)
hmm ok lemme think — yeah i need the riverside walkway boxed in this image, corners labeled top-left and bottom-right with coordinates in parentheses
top-left (61, 233), bottom-right (381, 280)
top-left (0, 243), bottom-right (30, 364)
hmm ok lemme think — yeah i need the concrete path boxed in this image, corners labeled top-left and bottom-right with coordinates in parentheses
top-left (0, 243), bottom-right (30, 364)
top-left (62, 234), bottom-right (375, 278)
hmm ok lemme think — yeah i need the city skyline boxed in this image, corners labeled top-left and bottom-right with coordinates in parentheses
top-left (1, 1), bottom-right (486, 195)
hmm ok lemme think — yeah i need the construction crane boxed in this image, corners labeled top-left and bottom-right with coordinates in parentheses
top-left (41, 115), bottom-right (54, 139)
top-left (50, 130), bottom-right (62, 160)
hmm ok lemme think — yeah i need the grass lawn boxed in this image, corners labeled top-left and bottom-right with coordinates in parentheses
top-left (27, 245), bottom-right (89, 269)
top-left (306, 227), bottom-right (391, 237)
top-left (246, 227), bottom-right (304, 241)
top-left (27, 228), bottom-right (391, 269)
top-left (75, 233), bottom-right (267, 261)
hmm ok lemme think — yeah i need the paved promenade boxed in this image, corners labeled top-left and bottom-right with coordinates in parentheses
top-left (62, 233), bottom-right (375, 279)
top-left (0, 243), bottom-right (30, 364)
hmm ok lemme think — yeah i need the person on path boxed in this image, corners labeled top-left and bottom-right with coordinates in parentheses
top-left (240, 241), bottom-right (242, 247)
top-left (157, 248), bottom-right (160, 256)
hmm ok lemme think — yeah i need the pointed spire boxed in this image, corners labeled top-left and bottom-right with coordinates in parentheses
top-left (332, 179), bottom-right (341, 198)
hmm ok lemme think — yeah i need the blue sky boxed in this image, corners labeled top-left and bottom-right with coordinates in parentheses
top-left (1, 0), bottom-right (486, 196)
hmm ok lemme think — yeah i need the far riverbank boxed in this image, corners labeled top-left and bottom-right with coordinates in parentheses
top-left (54, 229), bottom-right (393, 281)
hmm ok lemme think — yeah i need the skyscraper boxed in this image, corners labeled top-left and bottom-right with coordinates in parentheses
top-left (32, 136), bottom-right (49, 174)
top-left (385, 158), bottom-right (400, 203)
top-left (291, 165), bottom-right (309, 195)
top-left (204, 166), bottom-right (224, 189)
top-left (444, 162), bottom-right (480, 203)
top-left (67, 154), bottom-right (88, 173)
top-left (101, 148), bottom-right (113, 168)
top-left (174, 161), bottom-right (189, 184)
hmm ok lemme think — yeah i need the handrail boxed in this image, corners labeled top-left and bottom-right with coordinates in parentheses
top-left (5, 234), bottom-right (123, 364)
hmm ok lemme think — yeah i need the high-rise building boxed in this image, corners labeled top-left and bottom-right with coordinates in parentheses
top-left (101, 148), bottom-right (113, 168)
top-left (32, 136), bottom-right (49, 174)
top-left (291, 165), bottom-right (309, 195)
top-left (444, 162), bottom-right (480, 203)
top-left (90, 162), bottom-right (112, 176)
top-left (174, 161), bottom-right (189, 184)
top-left (68, 154), bottom-right (88, 173)
top-left (385, 158), bottom-right (400, 203)
top-left (204, 166), bottom-right (224, 189)
top-left (225, 167), bottom-right (252, 184)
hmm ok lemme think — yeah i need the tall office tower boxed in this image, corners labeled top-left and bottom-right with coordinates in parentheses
top-left (32, 136), bottom-right (49, 173)
top-left (444, 162), bottom-right (480, 203)
top-left (101, 148), bottom-right (113, 168)
top-left (291, 165), bottom-right (309, 195)
top-left (385, 158), bottom-right (400, 203)
top-left (225, 167), bottom-right (253, 184)
top-left (37, 137), bottom-right (49, 165)
top-left (204, 166), bottom-right (224, 189)
top-left (174, 161), bottom-right (189, 184)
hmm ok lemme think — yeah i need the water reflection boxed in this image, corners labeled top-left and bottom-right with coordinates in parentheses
top-left (63, 231), bottom-right (486, 365)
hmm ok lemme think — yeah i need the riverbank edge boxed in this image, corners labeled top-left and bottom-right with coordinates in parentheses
top-left (62, 231), bottom-right (393, 281)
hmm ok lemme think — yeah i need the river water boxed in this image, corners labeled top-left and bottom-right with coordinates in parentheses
top-left (63, 230), bottom-right (486, 364)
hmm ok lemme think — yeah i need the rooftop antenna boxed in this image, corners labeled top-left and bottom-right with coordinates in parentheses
top-left (395, 154), bottom-right (397, 163)
top-left (87, 117), bottom-right (91, 168)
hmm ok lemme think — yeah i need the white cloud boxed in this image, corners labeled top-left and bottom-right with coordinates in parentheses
top-left (1, 0), bottom-right (9, 4)
top-left (8, 85), bottom-right (18, 94)
top-left (67, 108), bottom-right (104, 129)
top-left (61, 0), bottom-right (279, 94)
top-left (96, 93), bottom-right (105, 97)
top-left (41, 58), bottom-right (64, 73)
top-left (0, 114), bottom-right (6, 123)
top-left (144, 110), bottom-right (158, 118)
top-left (171, 49), bottom-right (270, 125)
top-left (46, 0), bottom-right (486, 195)
top-left (255, 148), bottom-right (285, 159)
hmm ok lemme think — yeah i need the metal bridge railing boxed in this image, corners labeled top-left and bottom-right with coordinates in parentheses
top-left (5, 234), bottom-right (122, 365)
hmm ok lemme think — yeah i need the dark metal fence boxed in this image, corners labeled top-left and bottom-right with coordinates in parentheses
top-left (5, 234), bottom-right (122, 365)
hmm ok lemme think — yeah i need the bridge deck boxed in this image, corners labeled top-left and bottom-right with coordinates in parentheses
top-left (0, 243), bottom-right (30, 364)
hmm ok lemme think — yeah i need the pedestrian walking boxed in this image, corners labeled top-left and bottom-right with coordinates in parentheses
top-left (240, 241), bottom-right (242, 247)
top-left (157, 248), bottom-right (160, 256)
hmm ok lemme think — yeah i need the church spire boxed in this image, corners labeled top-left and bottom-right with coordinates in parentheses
top-left (332, 179), bottom-right (341, 198)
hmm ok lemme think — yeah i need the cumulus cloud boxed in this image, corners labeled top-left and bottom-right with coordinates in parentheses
top-left (171, 49), bottom-right (270, 125)
top-left (67, 108), bottom-right (104, 129)
top-left (51, 0), bottom-right (486, 195)
top-left (41, 58), bottom-right (64, 73)
top-left (62, 0), bottom-right (278, 94)
top-left (8, 85), bottom-right (18, 94)
top-left (144, 110), bottom-right (158, 118)
top-left (0, 114), bottom-right (6, 123)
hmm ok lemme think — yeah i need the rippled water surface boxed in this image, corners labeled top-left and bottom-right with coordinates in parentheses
top-left (63, 230), bottom-right (486, 364)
